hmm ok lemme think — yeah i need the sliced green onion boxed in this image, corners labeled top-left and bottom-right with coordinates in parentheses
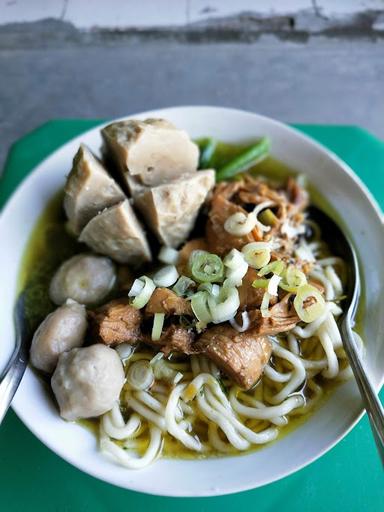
top-left (199, 137), bottom-right (218, 168)
top-left (223, 248), bottom-right (245, 269)
top-left (258, 260), bottom-right (286, 277)
top-left (173, 372), bottom-right (184, 384)
top-left (115, 343), bottom-right (134, 360)
top-left (153, 265), bottom-right (179, 287)
top-left (128, 278), bottom-right (145, 297)
top-left (258, 208), bottom-right (278, 227)
top-left (253, 201), bottom-right (275, 233)
top-left (279, 282), bottom-right (298, 293)
top-left (191, 291), bottom-right (212, 325)
top-left (127, 360), bottom-right (154, 390)
top-left (267, 274), bottom-right (281, 296)
top-left (293, 284), bottom-right (326, 323)
top-left (279, 265), bottom-right (307, 292)
top-left (224, 201), bottom-right (276, 237)
top-left (229, 311), bottom-right (250, 333)
top-left (216, 137), bottom-right (270, 182)
top-left (208, 286), bottom-right (240, 324)
top-left (242, 242), bottom-right (271, 269)
top-left (223, 248), bottom-right (248, 287)
top-left (260, 291), bottom-right (272, 318)
top-left (252, 278), bottom-right (269, 288)
top-left (150, 352), bottom-right (164, 365)
top-left (130, 276), bottom-right (156, 309)
top-left (153, 359), bottom-right (177, 383)
top-left (172, 275), bottom-right (196, 297)
top-left (189, 250), bottom-right (224, 283)
top-left (286, 265), bottom-right (307, 287)
top-left (224, 211), bottom-right (256, 236)
top-left (151, 313), bottom-right (165, 341)
top-left (158, 246), bottom-right (179, 265)
top-left (198, 282), bottom-right (220, 297)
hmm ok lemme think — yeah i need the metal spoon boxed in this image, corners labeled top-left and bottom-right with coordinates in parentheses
top-left (0, 292), bottom-right (32, 424)
top-left (308, 205), bottom-right (384, 464)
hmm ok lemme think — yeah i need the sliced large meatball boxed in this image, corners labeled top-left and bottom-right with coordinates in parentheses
top-left (79, 200), bottom-right (152, 264)
top-left (64, 144), bottom-right (125, 235)
top-left (49, 253), bottom-right (116, 306)
top-left (51, 345), bottom-right (125, 421)
top-left (101, 118), bottom-right (199, 186)
top-left (30, 300), bottom-right (87, 373)
top-left (133, 170), bottom-right (215, 247)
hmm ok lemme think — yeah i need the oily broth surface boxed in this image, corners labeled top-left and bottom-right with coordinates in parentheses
top-left (18, 151), bottom-right (358, 460)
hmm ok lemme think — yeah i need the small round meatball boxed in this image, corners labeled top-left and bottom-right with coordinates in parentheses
top-left (30, 300), bottom-right (87, 373)
top-left (51, 344), bottom-right (125, 420)
top-left (49, 253), bottom-right (116, 306)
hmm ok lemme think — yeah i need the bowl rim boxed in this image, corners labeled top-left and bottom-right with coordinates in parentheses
top-left (3, 105), bottom-right (384, 497)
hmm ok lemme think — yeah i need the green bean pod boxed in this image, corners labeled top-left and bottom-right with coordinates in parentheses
top-left (215, 137), bottom-right (270, 181)
top-left (199, 137), bottom-right (218, 168)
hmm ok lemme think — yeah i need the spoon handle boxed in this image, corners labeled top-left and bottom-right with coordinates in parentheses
top-left (342, 321), bottom-right (384, 465)
top-left (0, 293), bottom-right (30, 425)
top-left (0, 349), bottom-right (28, 425)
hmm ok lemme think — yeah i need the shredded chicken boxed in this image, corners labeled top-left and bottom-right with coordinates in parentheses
top-left (206, 182), bottom-right (256, 255)
top-left (145, 288), bottom-right (193, 316)
top-left (246, 293), bottom-right (299, 336)
top-left (148, 325), bottom-right (196, 357)
top-left (206, 176), bottom-right (309, 258)
top-left (89, 299), bottom-right (142, 346)
top-left (196, 325), bottom-right (272, 389)
top-left (238, 268), bottom-right (277, 310)
top-left (286, 176), bottom-right (309, 214)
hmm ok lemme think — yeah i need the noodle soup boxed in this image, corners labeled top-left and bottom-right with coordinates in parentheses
top-left (23, 120), bottom-right (359, 469)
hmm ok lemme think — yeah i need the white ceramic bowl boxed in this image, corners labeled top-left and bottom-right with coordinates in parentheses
top-left (0, 107), bottom-right (383, 496)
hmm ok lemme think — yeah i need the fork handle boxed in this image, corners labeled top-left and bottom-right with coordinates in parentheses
top-left (0, 349), bottom-right (28, 425)
top-left (342, 320), bottom-right (384, 465)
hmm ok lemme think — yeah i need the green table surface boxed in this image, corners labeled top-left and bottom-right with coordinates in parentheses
top-left (0, 120), bottom-right (383, 512)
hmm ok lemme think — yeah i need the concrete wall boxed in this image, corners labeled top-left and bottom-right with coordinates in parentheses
top-left (1, 0), bottom-right (384, 32)
top-left (0, 1), bottom-right (383, 171)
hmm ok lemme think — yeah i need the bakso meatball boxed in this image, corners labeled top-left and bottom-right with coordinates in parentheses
top-left (49, 253), bottom-right (116, 306)
top-left (51, 344), bottom-right (125, 421)
top-left (30, 300), bottom-right (87, 373)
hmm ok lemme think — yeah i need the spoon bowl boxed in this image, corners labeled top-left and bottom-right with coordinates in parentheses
top-left (308, 205), bottom-right (384, 463)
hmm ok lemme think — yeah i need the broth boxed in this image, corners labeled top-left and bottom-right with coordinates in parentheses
top-left (18, 149), bottom-right (361, 460)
